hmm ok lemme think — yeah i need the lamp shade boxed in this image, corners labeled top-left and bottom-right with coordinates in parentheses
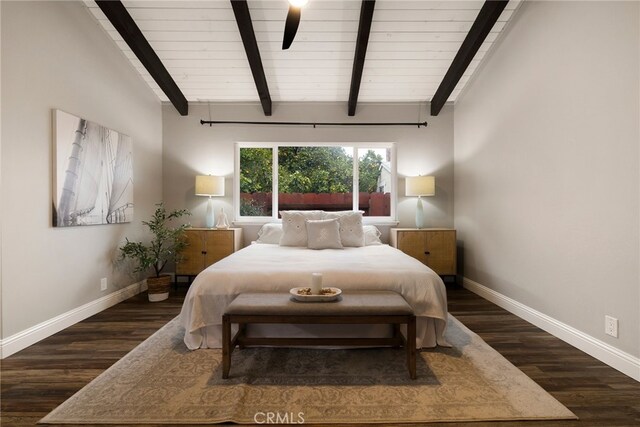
top-left (405, 175), bottom-right (435, 197)
top-left (195, 175), bottom-right (224, 196)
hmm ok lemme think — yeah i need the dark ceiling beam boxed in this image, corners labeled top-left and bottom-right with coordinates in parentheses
top-left (96, 1), bottom-right (188, 116)
top-left (348, 0), bottom-right (376, 116)
top-left (430, 0), bottom-right (509, 116)
top-left (230, 0), bottom-right (272, 116)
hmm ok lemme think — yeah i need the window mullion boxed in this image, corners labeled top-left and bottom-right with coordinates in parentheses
top-left (352, 147), bottom-right (358, 212)
top-left (272, 146), bottom-right (279, 219)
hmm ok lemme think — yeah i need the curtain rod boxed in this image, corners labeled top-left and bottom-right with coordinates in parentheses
top-left (200, 119), bottom-right (428, 128)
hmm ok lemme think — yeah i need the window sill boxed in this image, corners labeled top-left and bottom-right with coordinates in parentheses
top-left (232, 218), bottom-right (399, 227)
top-left (363, 219), bottom-right (399, 226)
top-left (232, 219), bottom-right (279, 226)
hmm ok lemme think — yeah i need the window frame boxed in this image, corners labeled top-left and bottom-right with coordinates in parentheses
top-left (234, 142), bottom-right (397, 224)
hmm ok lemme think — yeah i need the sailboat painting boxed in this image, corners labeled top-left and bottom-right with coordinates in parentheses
top-left (53, 110), bottom-right (133, 227)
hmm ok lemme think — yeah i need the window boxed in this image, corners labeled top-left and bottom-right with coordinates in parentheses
top-left (235, 142), bottom-right (396, 221)
top-left (239, 147), bottom-right (273, 216)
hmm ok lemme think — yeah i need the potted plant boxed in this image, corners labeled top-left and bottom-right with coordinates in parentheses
top-left (120, 203), bottom-right (191, 302)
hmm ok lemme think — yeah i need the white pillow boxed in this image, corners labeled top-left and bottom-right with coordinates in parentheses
top-left (256, 223), bottom-right (283, 244)
top-left (306, 218), bottom-right (343, 250)
top-left (323, 211), bottom-right (364, 247)
top-left (279, 210), bottom-right (324, 247)
top-left (363, 225), bottom-right (383, 245)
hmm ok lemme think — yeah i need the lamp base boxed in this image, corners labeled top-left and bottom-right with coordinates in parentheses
top-left (415, 196), bottom-right (425, 229)
top-left (205, 197), bottom-right (214, 228)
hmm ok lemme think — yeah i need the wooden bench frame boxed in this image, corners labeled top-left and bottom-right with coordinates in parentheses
top-left (222, 313), bottom-right (417, 379)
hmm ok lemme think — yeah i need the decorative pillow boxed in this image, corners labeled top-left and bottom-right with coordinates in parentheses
top-left (305, 218), bottom-right (343, 250)
top-left (279, 210), bottom-right (324, 246)
top-left (363, 225), bottom-right (383, 245)
top-left (255, 223), bottom-right (283, 244)
top-left (323, 211), bottom-right (364, 247)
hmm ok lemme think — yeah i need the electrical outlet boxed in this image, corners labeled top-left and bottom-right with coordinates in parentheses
top-left (605, 315), bottom-right (618, 338)
top-left (100, 277), bottom-right (108, 291)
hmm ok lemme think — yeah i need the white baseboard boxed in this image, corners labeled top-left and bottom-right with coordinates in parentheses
top-left (0, 280), bottom-right (147, 359)
top-left (463, 277), bottom-right (640, 382)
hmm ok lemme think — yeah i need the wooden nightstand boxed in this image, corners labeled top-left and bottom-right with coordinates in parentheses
top-left (176, 228), bottom-right (243, 281)
top-left (390, 228), bottom-right (457, 282)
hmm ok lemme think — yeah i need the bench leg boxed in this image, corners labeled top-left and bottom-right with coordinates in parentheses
top-left (407, 316), bottom-right (416, 380)
top-left (222, 314), bottom-right (231, 379)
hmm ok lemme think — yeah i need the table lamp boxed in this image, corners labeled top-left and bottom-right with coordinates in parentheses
top-left (195, 175), bottom-right (224, 228)
top-left (405, 175), bottom-right (435, 229)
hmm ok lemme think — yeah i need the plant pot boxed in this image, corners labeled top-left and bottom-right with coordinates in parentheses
top-left (146, 274), bottom-right (171, 302)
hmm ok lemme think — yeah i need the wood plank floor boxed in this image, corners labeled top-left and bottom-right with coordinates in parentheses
top-left (1, 286), bottom-right (639, 426)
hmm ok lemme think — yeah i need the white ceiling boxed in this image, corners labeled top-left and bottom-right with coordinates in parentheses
top-left (85, 0), bottom-right (520, 104)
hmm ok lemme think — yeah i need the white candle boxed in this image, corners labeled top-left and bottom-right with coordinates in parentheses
top-left (311, 273), bottom-right (323, 295)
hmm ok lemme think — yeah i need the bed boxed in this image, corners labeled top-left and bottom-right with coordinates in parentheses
top-left (179, 243), bottom-right (449, 350)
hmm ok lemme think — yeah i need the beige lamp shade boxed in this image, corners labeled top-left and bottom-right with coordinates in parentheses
top-left (195, 175), bottom-right (224, 196)
top-left (405, 175), bottom-right (435, 197)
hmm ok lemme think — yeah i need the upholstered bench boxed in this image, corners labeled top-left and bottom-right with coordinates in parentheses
top-left (222, 291), bottom-right (417, 379)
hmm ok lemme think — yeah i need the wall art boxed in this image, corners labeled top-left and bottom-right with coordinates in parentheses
top-left (53, 110), bottom-right (133, 226)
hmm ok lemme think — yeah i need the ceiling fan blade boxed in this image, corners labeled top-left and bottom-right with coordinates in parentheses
top-left (282, 5), bottom-right (301, 50)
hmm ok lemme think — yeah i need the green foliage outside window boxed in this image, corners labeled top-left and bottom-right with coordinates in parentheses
top-left (358, 150), bottom-right (385, 193)
top-left (278, 147), bottom-right (353, 193)
top-left (240, 147), bottom-right (272, 193)
top-left (240, 198), bottom-right (267, 216)
top-left (240, 146), bottom-right (384, 195)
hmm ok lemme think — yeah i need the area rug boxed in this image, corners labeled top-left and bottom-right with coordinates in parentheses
top-left (40, 315), bottom-right (576, 424)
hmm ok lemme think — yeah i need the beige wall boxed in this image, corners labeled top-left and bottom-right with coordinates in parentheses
top-left (0, 2), bottom-right (3, 337)
top-left (1, 1), bottom-right (162, 338)
top-left (454, 1), bottom-right (639, 357)
top-left (163, 102), bottom-right (454, 246)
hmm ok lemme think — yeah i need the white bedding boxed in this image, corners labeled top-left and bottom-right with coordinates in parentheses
top-left (179, 243), bottom-right (449, 349)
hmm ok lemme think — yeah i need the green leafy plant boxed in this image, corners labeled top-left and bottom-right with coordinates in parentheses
top-left (240, 198), bottom-right (267, 216)
top-left (119, 203), bottom-right (191, 278)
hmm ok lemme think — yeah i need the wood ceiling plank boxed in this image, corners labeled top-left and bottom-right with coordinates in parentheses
top-left (430, 0), bottom-right (509, 116)
top-left (269, 41), bottom-right (480, 52)
top-left (375, 0), bottom-right (517, 10)
top-left (136, 66), bottom-right (470, 78)
top-left (362, 68), bottom-right (472, 76)
top-left (95, 0), bottom-right (188, 116)
top-left (368, 32), bottom-right (498, 43)
top-left (148, 58), bottom-right (480, 70)
top-left (248, 0), bottom-right (360, 10)
top-left (376, 1), bottom-right (483, 10)
top-left (372, 9), bottom-right (512, 22)
top-left (230, 0), bottom-right (272, 116)
top-left (252, 8), bottom-right (514, 22)
top-left (106, 29), bottom-right (243, 42)
top-left (97, 18), bottom-right (505, 33)
top-left (162, 75), bottom-right (354, 84)
top-left (124, 1), bottom-right (233, 9)
top-left (246, 8), bottom-right (361, 22)
top-left (135, 50), bottom-right (371, 61)
top-left (106, 29), bottom-right (498, 44)
top-left (97, 7), bottom-right (368, 21)
top-left (113, 7), bottom-right (370, 22)
top-left (113, 8), bottom-right (239, 21)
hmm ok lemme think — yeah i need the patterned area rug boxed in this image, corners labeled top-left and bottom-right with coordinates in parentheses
top-left (40, 315), bottom-right (576, 424)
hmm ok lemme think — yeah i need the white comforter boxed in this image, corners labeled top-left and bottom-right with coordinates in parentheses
top-left (179, 243), bottom-right (449, 349)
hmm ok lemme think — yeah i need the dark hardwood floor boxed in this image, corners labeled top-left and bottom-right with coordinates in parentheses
top-left (1, 286), bottom-right (639, 426)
